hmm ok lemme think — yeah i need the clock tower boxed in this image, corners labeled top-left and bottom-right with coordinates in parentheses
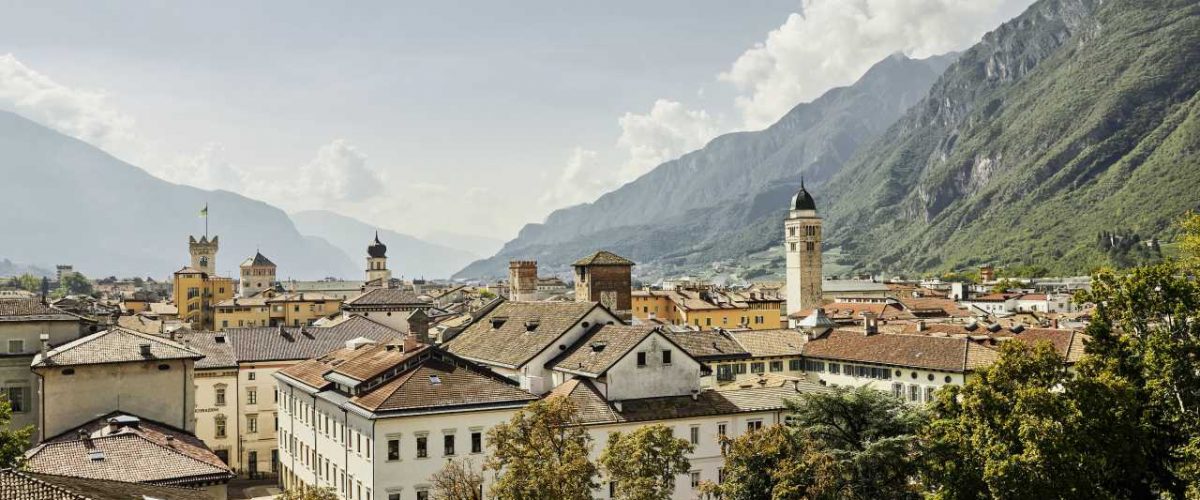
top-left (189, 235), bottom-right (219, 275)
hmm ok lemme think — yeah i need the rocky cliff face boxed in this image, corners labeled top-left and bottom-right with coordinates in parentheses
top-left (456, 53), bottom-right (955, 279)
top-left (823, 0), bottom-right (1199, 274)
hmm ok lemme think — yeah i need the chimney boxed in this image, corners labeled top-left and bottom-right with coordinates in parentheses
top-left (917, 320), bottom-right (927, 332)
top-left (39, 334), bottom-right (50, 357)
top-left (40, 277), bottom-right (49, 305)
top-left (690, 389), bottom-right (699, 401)
top-left (861, 312), bottom-right (878, 336)
top-left (165, 435), bottom-right (175, 447)
top-left (407, 312), bottom-right (431, 344)
top-left (1052, 318), bottom-right (1059, 329)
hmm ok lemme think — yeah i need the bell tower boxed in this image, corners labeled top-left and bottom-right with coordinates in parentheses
top-left (189, 235), bottom-right (219, 275)
top-left (366, 232), bottom-right (391, 284)
top-left (784, 180), bottom-right (822, 319)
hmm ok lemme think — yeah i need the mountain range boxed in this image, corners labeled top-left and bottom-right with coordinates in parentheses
top-left (0, 110), bottom-right (472, 280)
top-left (457, 0), bottom-right (1199, 280)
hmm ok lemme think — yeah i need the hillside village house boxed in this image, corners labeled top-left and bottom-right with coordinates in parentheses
top-left (340, 288), bottom-right (436, 333)
top-left (181, 316), bottom-right (405, 477)
top-left (0, 298), bottom-right (90, 438)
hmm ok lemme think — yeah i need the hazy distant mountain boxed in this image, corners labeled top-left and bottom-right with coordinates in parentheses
top-left (422, 230), bottom-right (503, 259)
top-left (455, 52), bottom-right (956, 279)
top-left (0, 258), bottom-right (51, 278)
top-left (0, 110), bottom-right (359, 280)
top-left (291, 210), bottom-right (480, 279)
top-left (822, 0), bottom-right (1199, 274)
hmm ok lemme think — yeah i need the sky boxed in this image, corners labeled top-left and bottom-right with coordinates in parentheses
top-left (0, 0), bottom-right (1034, 244)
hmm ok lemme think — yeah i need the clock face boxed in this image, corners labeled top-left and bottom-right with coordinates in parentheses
top-left (200, 256), bottom-right (209, 267)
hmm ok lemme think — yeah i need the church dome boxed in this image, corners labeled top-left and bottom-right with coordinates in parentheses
top-left (791, 180), bottom-right (816, 211)
top-left (367, 232), bottom-right (387, 258)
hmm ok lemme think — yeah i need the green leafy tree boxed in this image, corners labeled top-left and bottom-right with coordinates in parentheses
top-left (600, 424), bottom-right (693, 500)
top-left (700, 424), bottom-right (835, 500)
top-left (433, 458), bottom-right (484, 500)
top-left (14, 274), bottom-right (39, 293)
top-left (989, 278), bottom-right (1022, 294)
top-left (1181, 211), bottom-right (1200, 271)
top-left (57, 272), bottom-right (93, 296)
top-left (1075, 262), bottom-right (1200, 498)
top-left (485, 396), bottom-right (598, 499)
top-left (786, 386), bottom-right (926, 499)
top-left (0, 396), bottom-right (32, 468)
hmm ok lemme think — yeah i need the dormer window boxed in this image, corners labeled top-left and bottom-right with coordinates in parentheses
top-left (524, 320), bottom-right (540, 332)
top-left (429, 375), bottom-right (442, 385)
top-left (490, 317), bottom-right (508, 329)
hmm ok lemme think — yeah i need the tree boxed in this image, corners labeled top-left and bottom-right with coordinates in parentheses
top-left (700, 424), bottom-right (835, 500)
top-left (1074, 262), bottom-right (1200, 498)
top-left (485, 396), bottom-right (598, 499)
top-left (0, 396), bottom-right (32, 468)
top-left (278, 487), bottom-right (338, 500)
top-left (13, 274), bottom-right (39, 293)
top-left (57, 272), bottom-right (93, 296)
top-left (433, 458), bottom-right (484, 500)
top-left (989, 278), bottom-right (1022, 294)
top-left (920, 341), bottom-right (1150, 499)
top-left (786, 386), bottom-right (926, 499)
top-left (600, 424), bottom-right (693, 500)
top-left (1178, 211), bottom-right (1200, 271)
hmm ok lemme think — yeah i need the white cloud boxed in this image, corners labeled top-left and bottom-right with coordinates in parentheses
top-left (616, 99), bottom-right (719, 181)
top-left (0, 53), bottom-right (140, 159)
top-left (721, 0), bottom-right (1034, 129)
top-left (296, 139), bottom-right (382, 201)
top-left (158, 142), bottom-right (244, 191)
top-left (540, 147), bottom-right (609, 208)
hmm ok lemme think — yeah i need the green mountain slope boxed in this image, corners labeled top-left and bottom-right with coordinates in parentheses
top-left (455, 53), bottom-right (955, 279)
top-left (824, 0), bottom-right (1200, 274)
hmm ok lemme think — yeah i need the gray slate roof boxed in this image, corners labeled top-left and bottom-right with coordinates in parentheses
top-left (173, 331), bottom-right (238, 369)
top-left (344, 288), bottom-right (429, 307)
top-left (225, 315), bottom-right (403, 362)
top-left (573, 250), bottom-right (635, 267)
top-left (549, 378), bottom-right (825, 425)
top-left (548, 324), bottom-right (658, 376)
top-left (32, 328), bottom-right (203, 368)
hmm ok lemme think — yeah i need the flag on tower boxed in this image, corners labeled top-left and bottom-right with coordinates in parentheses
top-left (199, 204), bottom-right (208, 217)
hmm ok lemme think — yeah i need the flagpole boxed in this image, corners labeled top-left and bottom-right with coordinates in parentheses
top-left (205, 204), bottom-right (209, 238)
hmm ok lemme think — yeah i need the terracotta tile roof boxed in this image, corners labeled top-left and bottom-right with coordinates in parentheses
top-left (896, 297), bottom-right (972, 318)
top-left (728, 329), bottom-right (806, 358)
top-left (31, 328), bottom-right (202, 368)
top-left (444, 301), bottom-right (602, 368)
top-left (0, 298), bottom-right (77, 322)
top-left (27, 413), bottom-right (233, 487)
top-left (547, 324), bottom-right (659, 376)
top-left (0, 469), bottom-right (211, 500)
top-left (816, 302), bottom-right (905, 320)
top-left (547, 378), bottom-right (823, 425)
top-left (331, 341), bottom-right (428, 382)
top-left (662, 330), bottom-right (748, 361)
top-left (344, 288), bottom-right (429, 307)
top-left (213, 296), bottom-right (268, 307)
top-left (573, 250), bottom-right (635, 266)
top-left (226, 315), bottom-right (402, 362)
top-left (172, 331), bottom-right (238, 369)
top-left (802, 330), bottom-right (979, 373)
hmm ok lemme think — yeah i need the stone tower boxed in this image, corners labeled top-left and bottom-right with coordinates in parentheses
top-left (239, 251), bottom-right (277, 297)
top-left (784, 181), bottom-right (822, 318)
top-left (572, 250), bottom-right (634, 319)
top-left (366, 232), bottom-right (391, 284)
top-left (188, 235), bottom-right (219, 275)
top-left (508, 260), bottom-right (538, 301)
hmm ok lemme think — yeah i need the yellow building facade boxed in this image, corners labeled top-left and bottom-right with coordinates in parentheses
top-left (173, 235), bottom-right (235, 330)
top-left (214, 292), bottom-right (342, 331)
top-left (632, 289), bottom-right (785, 330)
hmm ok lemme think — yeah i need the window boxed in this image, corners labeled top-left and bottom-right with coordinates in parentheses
top-left (828, 362), bottom-right (840, 374)
top-left (247, 388), bottom-right (257, 405)
top-left (637, 352), bottom-right (647, 367)
top-left (925, 386), bottom-right (936, 403)
top-left (247, 414), bottom-right (258, 433)
top-left (471, 432), bottom-right (482, 454)
top-left (417, 490), bottom-right (429, 500)
top-left (4, 387), bottom-right (25, 413)
top-left (789, 359), bottom-right (802, 371)
top-left (416, 436), bottom-right (428, 458)
top-left (909, 384), bottom-right (920, 402)
top-left (716, 364), bottom-right (734, 381)
top-left (214, 387), bottom-right (226, 406)
top-left (661, 350), bottom-right (672, 365)
top-left (215, 415), bottom-right (227, 438)
top-left (690, 426), bottom-right (700, 445)
top-left (746, 419), bottom-right (763, 432)
top-left (892, 383), bottom-right (904, 398)
top-left (7, 340), bottom-right (22, 354)
top-left (769, 360), bottom-right (783, 372)
top-left (248, 372), bottom-right (256, 381)
top-left (750, 362), bottom-right (764, 374)
top-left (444, 434), bottom-right (455, 456)
top-left (389, 495), bottom-right (400, 500)
top-left (387, 439), bottom-right (400, 461)
top-left (718, 467), bottom-right (726, 484)
top-left (690, 471), bottom-right (701, 489)
top-left (732, 363), bottom-right (747, 375)
top-left (717, 423), bottom-right (727, 437)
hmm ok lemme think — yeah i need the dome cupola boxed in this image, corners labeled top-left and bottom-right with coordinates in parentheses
top-left (791, 178), bottom-right (816, 211)
top-left (367, 232), bottom-right (387, 258)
